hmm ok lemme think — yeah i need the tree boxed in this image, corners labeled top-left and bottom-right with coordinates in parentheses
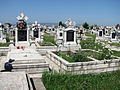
top-left (115, 24), bottom-right (120, 29)
top-left (4, 23), bottom-right (12, 27)
top-left (82, 22), bottom-right (89, 29)
top-left (59, 21), bottom-right (63, 26)
top-left (0, 25), bottom-right (4, 28)
top-left (90, 25), bottom-right (93, 29)
top-left (58, 21), bottom-right (66, 27)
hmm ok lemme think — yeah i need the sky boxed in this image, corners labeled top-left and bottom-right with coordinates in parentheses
top-left (0, 0), bottom-right (120, 26)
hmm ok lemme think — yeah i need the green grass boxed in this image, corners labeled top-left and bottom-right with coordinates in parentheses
top-left (112, 50), bottom-right (120, 57)
top-left (109, 43), bottom-right (120, 47)
top-left (55, 52), bottom-right (91, 62)
top-left (85, 32), bottom-right (96, 41)
top-left (56, 52), bottom-right (74, 62)
top-left (80, 39), bottom-right (104, 51)
top-left (81, 33), bottom-right (104, 51)
top-left (82, 50), bottom-right (115, 60)
top-left (0, 43), bottom-right (10, 47)
top-left (42, 71), bottom-right (120, 90)
top-left (39, 33), bottom-right (56, 46)
top-left (39, 41), bottom-right (55, 46)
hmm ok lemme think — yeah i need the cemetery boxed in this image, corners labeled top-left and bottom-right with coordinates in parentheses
top-left (0, 13), bottom-right (120, 89)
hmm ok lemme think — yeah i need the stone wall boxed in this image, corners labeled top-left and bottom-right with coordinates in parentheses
top-left (37, 46), bottom-right (80, 52)
top-left (46, 51), bottom-right (120, 74)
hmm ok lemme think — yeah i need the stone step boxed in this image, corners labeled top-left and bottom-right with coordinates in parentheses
top-left (12, 61), bottom-right (49, 73)
top-left (16, 42), bottom-right (30, 48)
top-left (31, 78), bottom-right (46, 90)
top-left (12, 68), bottom-right (49, 73)
top-left (12, 59), bottom-right (46, 64)
top-left (12, 63), bottom-right (49, 68)
top-left (29, 73), bottom-right (42, 78)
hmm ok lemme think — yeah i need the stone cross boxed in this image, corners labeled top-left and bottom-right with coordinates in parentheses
top-left (32, 21), bottom-right (40, 27)
top-left (17, 13), bottom-right (28, 21)
top-left (65, 18), bottom-right (76, 27)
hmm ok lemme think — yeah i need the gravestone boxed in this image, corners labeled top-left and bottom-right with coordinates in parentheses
top-left (0, 27), bottom-right (5, 43)
top-left (56, 26), bottom-right (64, 46)
top-left (99, 30), bottom-right (103, 37)
top-left (112, 32), bottom-right (116, 39)
top-left (34, 28), bottom-right (39, 38)
top-left (63, 18), bottom-right (77, 47)
top-left (0, 28), bottom-right (3, 40)
top-left (31, 21), bottom-right (41, 42)
top-left (110, 30), bottom-right (118, 42)
top-left (16, 13), bottom-right (28, 41)
top-left (116, 31), bottom-right (120, 39)
top-left (15, 13), bottom-right (29, 46)
top-left (102, 29), bottom-right (105, 35)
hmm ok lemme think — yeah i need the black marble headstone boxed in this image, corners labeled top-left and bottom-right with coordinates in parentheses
top-left (60, 33), bottom-right (62, 37)
top-left (66, 30), bottom-right (74, 41)
top-left (99, 31), bottom-right (102, 37)
top-left (112, 33), bottom-right (116, 39)
top-left (102, 29), bottom-right (105, 35)
top-left (34, 29), bottom-right (39, 38)
top-left (18, 30), bottom-right (27, 41)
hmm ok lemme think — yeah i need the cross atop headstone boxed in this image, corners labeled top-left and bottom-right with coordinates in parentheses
top-left (35, 21), bottom-right (38, 25)
top-left (65, 18), bottom-right (76, 27)
top-left (17, 13), bottom-right (28, 21)
top-left (32, 21), bottom-right (40, 27)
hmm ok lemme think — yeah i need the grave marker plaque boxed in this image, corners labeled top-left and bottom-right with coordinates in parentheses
top-left (67, 30), bottom-right (74, 41)
top-left (33, 29), bottom-right (39, 38)
top-left (112, 33), bottom-right (116, 39)
top-left (18, 30), bottom-right (27, 41)
top-left (99, 31), bottom-right (102, 37)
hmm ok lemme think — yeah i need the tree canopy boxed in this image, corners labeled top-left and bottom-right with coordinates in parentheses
top-left (82, 22), bottom-right (89, 29)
